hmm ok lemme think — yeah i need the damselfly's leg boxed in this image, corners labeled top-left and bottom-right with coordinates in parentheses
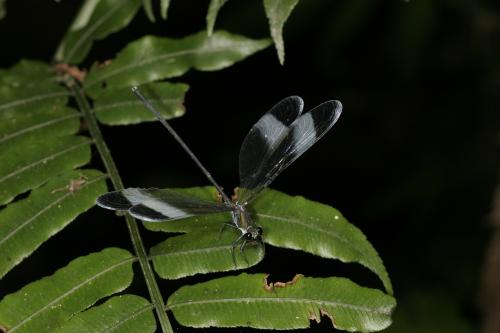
top-left (231, 233), bottom-right (246, 267)
top-left (239, 239), bottom-right (250, 266)
top-left (217, 222), bottom-right (238, 241)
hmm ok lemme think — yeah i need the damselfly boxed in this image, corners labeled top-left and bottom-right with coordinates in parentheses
top-left (96, 88), bottom-right (342, 262)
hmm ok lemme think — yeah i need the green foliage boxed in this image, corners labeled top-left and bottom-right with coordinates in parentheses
top-left (0, 248), bottom-right (135, 333)
top-left (144, 187), bottom-right (392, 294)
top-left (263, 0), bottom-right (299, 65)
top-left (93, 82), bottom-right (188, 125)
top-left (161, 0), bottom-right (171, 20)
top-left (205, 0), bottom-right (299, 64)
top-left (54, 295), bottom-right (156, 333)
top-left (142, 0), bottom-right (155, 22)
top-left (151, 229), bottom-right (265, 279)
top-left (0, 79), bottom-right (87, 205)
top-left (84, 31), bottom-right (271, 97)
top-left (206, 0), bottom-right (229, 36)
top-left (0, 2), bottom-right (395, 333)
top-left (0, 60), bottom-right (56, 86)
top-left (168, 273), bottom-right (395, 331)
top-left (0, 169), bottom-right (106, 279)
top-left (0, 0), bottom-right (5, 20)
top-left (253, 189), bottom-right (393, 294)
top-left (55, 0), bottom-right (142, 64)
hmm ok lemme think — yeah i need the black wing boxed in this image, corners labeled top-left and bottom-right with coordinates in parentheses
top-left (238, 98), bottom-right (342, 204)
top-left (96, 188), bottom-right (232, 222)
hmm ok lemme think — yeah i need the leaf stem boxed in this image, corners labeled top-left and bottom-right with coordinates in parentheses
top-left (70, 80), bottom-right (173, 333)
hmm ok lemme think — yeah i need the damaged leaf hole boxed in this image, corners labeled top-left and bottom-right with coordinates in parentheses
top-left (263, 274), bottom-right (303, 292)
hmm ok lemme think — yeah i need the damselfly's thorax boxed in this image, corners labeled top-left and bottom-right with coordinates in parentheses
top-left (231, 201), bottom-right (263, 241)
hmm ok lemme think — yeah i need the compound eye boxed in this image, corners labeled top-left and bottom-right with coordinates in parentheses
top-left (244, 232), bottom-right (253, 240)
top-left (257, 227), bottom-right (263, 235)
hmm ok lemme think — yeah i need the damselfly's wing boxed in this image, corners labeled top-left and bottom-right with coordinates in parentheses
top-left (238, 96), bottom-right (303, 200)
top-left (96, 188), bottom-right (232, 222)
top-left (238, 98), bottom-right (342, 204)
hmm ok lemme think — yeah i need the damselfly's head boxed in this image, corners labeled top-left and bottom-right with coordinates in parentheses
top-left (244, 225), bottom-right (263, 242)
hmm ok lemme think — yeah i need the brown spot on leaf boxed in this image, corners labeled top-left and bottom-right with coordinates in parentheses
top-left (51, 175), bottom-right (88, 194)
top-left (54, 63), bottom-right (87, 82)
top-left (95, 59), bottom-right (113, 69)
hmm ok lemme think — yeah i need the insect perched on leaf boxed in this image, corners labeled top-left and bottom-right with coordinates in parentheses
top-left (96, 88), bottom-right (342, 263)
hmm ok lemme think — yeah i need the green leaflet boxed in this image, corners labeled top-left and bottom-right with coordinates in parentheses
top-left (0, 248), bottom-right (134, 333)
top-left (167, 273), bottom-right (396, 332)
top-left (56, 0), bottom-right (142, 64)
top-left (0, 169), bottom-right (107, 278)
top-left (263, 0), bottom-right (300, 65)
top-left (142, 0), bottom-right (155, 22)
top-left (84, 31), bottom-right (271, 97)
top-left (161, 0), bottom-right (170, 19)
top-left (0, 135), bottom-right (91, 205)
top-left (0, 105), bottom-right (81, 152)
top-left (0, 75), bottom-right (89, 205)
top-left (150, 229), bottom-right (264, 279)
top-left (93, 82), bottom-right (188, 125)
top-left (0, 60), bottom-right (57, 87)
top-left (0, 0), bottom-right (5, 20)
top-left (253, 189), bottom-right (393, 295)
top-left (206, 0), bottom-right (229, 36)
top-left (0, 84), bottom-right (70, 113)
top-left (143, 187), bottom-right (392, 294)
top-left (53, 295), bottom-right (155, 333)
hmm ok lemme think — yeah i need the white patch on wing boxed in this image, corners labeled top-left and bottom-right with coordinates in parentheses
top-left (122, 188), bottom-right (191, 219)
top-left (290, 112), bottom-right (317, 157)
top-left (256, 113), bottom-right (289, 150)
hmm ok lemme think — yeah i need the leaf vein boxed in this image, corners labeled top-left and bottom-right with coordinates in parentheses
top-left (107, 303), bottom-right (154, 332)
top-left (0, 113), bottom-right (81, 145)
top-left (0, 139), bottom-right (92, 185)
top-left (0, 174), bottom-right (107, 248)
top-left (256, 213), bottom-right (373, 263)
top-left (9, 255), bottom-right (136, 332)
top-left (0, 91), bottom-right (71, 112)
top-left (168, 297), bottom-right (391, 315)
top-left (149, 245), bottom-right (230, 259)
top-left (93, 98), bottom-right (180, 111)
top-left (86, 43), bottom-right (253, 88)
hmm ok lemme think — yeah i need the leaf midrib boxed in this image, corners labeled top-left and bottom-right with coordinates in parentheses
top-left (0, 91), bottom-right (71, 112)
top-left (150, 244), bottom-right (231, 259)
top-left (168, 295), bottom-right (392, 315)
top-left (85, 42), bottom-right (256, 88)
top-left (0, 139), bottom-right (92, 185)
top-left (0, 113), bottom-right (81, 145)
top-left (256, 212), bottom-right (369, 260)
top-left (93, 97), bottom-right (181, 111)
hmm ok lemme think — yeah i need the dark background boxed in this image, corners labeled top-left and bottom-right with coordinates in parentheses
top-left (1, 0), bottom-right (499, 332)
